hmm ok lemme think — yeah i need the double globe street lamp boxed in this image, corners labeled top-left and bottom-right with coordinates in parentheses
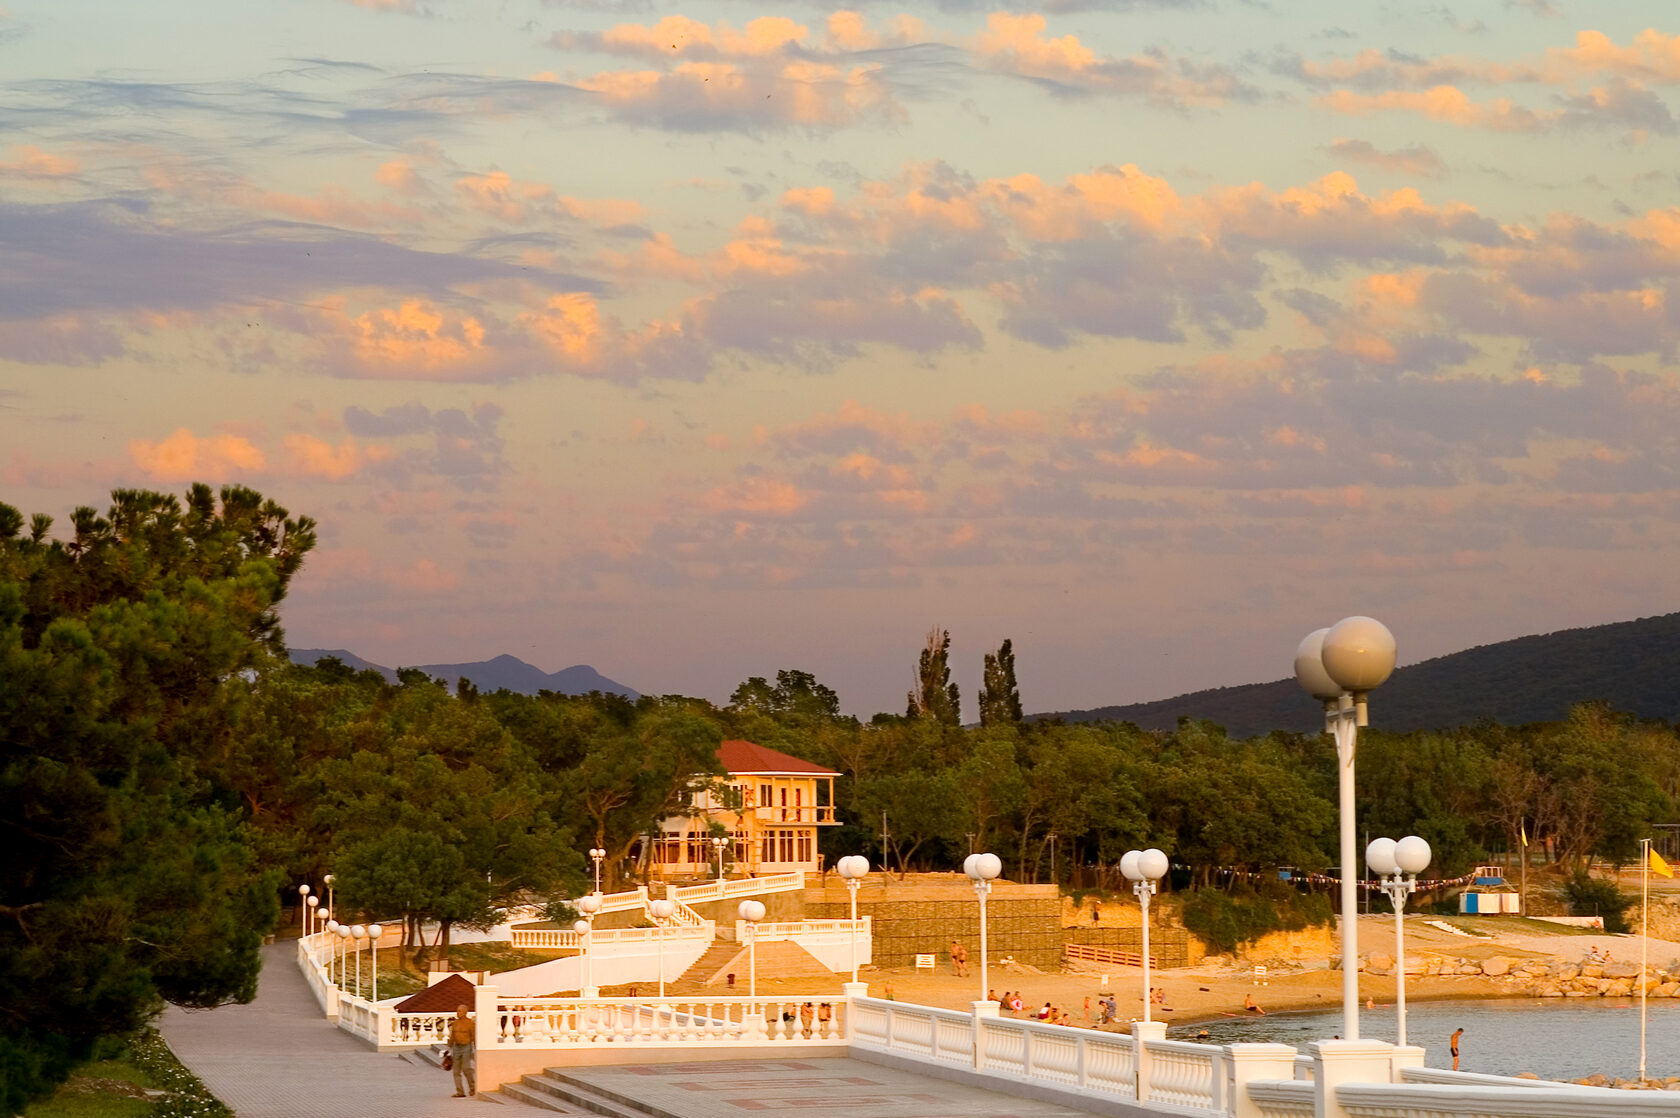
top-left (963, 852), bottom-right (1003, 1013)
top-left (739, 899), bottom-right (766, 1001)
top-left (1295, 615), bottom-right (1396, 1040)
top-left (1120, 848), bottom-right (1170, 1024)
top-left (575, 892), bottom-right (602, 996)
top-left (836, 855), bottom-right (870, 985)
top-left (1366, 835), bottom-right (1431, 1047)
top-left (649, 897), bottom-right (677, 997)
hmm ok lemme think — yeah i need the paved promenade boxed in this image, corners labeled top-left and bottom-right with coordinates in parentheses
top-left (160, 943), bottom-right (1107, 1118)
top-left (158, 942), bottom-right (549, 1116)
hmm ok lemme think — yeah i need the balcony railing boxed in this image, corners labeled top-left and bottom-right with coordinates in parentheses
top-left (754, 805), bottom-right (837, 824)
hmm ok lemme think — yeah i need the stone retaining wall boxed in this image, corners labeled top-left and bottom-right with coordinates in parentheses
top-left (1362, 951), bottom-right (1680, 997)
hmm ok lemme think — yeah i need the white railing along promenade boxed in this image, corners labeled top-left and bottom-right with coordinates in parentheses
top-left (297, 928), bottom-right (1680, 1118)
top-left (739, 917), bottom-right (869, 941)
top-left (507, 921), bottom-right (715, 951)
top-left (672, 870), bottom-right (805, 904)
top-left (475, 994), bottom-right (847, 1048)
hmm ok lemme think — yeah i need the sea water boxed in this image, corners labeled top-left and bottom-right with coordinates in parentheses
top-left (1183, 998), bottom-right (1680, 1081)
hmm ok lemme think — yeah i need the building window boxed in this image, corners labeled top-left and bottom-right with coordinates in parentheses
top-left (779, 786), bottom-right (787, 807)
top-left (780, 830), bottom-right (795, 863)
top-left (795, 787), bottom-right (803, 807)
top-left (760, 783), bottom-right (772, 807)
top-left (762, 832), bottom-right (775, 863)
top-left (797, 830), bottom-right (812, 864)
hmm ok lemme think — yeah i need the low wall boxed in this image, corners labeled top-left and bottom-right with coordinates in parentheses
top-left (807, 894), bottom-right (1063, 969)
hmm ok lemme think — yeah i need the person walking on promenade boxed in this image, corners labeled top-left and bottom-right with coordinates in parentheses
top-left (1451, 1027), bottom-right (1464, 1071)
top-left (448, 1004), bottom-right (476, 1097)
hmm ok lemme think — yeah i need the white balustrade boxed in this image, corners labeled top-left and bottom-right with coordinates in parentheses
top-left (475, 994), bottom-right (847, 1049)
top-left (291, 928), bottom-right (1670, 1118)
top-left (1144, 1038), bottom-right (1221, 1110)
top-left (508, 922), bottom-right (715, 951)
top-left (1336, 1082), bottom-right (1680, 1118)
top-left (1247, 1080), bottom-right (1316, 1118)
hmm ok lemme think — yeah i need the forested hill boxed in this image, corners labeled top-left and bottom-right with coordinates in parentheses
top-left (1039, 611), bottom-right (1680, 737)
top-left (288, 649), bottom-right (640, 698)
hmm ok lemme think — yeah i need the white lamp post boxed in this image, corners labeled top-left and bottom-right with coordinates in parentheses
top-left (368, 923), bottom-right (383, 1002)
top-left (739, 899), bottom-right (766, 1001)
top-left (1121, 848), bottom-right (1170, 1023)
top-left (836, 855), bottom-right (869, 984)
top-left (589, 848), bottom-right (606, 894)
top-left (298, 884), bottom-right (311, 932)
top-left (963, 852), bottom-right (1003, 1014)
top-left (306, 894), bottom-right (319, 936)
top-left (325, 920), bottom-right (340, 984)
top-left (335, 922), bottom-right (351, 989)
top-left (350, 925), bottom-right (366, 998)
top-left (323, 873), bottom-right (335, 923)
top-left (1366, 835), bottom-right (1430, 1047)
top-left (1296, 615), bottom-right (1396, 1041)
top-left (649, 898), bottom-right (677, 997)
top-left (577, 893), bottom-right (602, 997)
top-left (712, 836), bottom-right (729, 880)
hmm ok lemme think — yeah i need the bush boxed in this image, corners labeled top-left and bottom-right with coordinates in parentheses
top-left (1562, 871), bottom-right (1634, 934)
top-left (1182, 883), bottom-right (1333, 956)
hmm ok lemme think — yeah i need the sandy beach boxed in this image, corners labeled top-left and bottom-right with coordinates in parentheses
top-left (739, 913), bottom-right (1680, 1032)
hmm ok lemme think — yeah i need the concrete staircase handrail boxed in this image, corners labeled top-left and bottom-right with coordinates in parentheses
top-left (674, 871), bottom-right (805, 905)
top-left (510, 922), bottom-right (715, 951)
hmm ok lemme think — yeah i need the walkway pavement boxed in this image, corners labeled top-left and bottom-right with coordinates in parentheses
top-left (158, 942), bottom-right (551, 1117)
top-left (160, 943), bottom-right (1108, 1118)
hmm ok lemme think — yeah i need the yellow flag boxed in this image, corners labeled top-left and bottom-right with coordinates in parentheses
top-left (1520, 822), bottom-right (1528, 848)
top-left (1650, 846), bottom-right (1673, 879)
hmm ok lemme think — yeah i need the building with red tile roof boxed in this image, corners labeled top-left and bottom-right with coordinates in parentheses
top-left (648, 740), bottom-right (840, 879)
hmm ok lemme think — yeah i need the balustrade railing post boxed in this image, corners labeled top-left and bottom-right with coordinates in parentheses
top-left (475, 983), bottom-right (500, 1052)
top-left (1224, 1044), bottom-right (1299, 1118)
top-left (1310, 1040), bottom-right (1395, 1118)
top-left (1132, 1020), bottom-right (1167, 1104)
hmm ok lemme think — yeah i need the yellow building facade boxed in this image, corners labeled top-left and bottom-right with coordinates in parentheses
top-left (649, 740), bottom-right (840, 877)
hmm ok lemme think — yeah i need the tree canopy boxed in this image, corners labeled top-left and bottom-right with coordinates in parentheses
top-left (0, 485), bottom-right (315, 1112)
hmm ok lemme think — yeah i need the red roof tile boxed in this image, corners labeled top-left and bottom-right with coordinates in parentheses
top-left (392, 972), bottom-right (478, 1014)
top-left (716, 739), bottom-right (838, 776)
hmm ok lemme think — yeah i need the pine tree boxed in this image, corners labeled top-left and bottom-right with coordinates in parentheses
top-left (907, 626), bottom-right (961, 725)
top-left (979, 638), bottom-right (1024, 725)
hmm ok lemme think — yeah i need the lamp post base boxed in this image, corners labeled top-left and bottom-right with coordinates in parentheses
top-left (970, 1000), bottom-right (1000, 1017)
top-left (842, 981), bottom-right (869, 999)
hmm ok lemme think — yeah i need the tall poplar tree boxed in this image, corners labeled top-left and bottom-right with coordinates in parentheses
top-left (978, 638), bottom-right (1023, 726)
top-left (906, 626), bottom-right (961, 726)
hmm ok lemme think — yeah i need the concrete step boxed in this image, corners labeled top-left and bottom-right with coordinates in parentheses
top-left (548, 1072), bottom-right (687, 1118)
top-left (500, 1079), bottom-right (598, 1113)
top-left (513, 1072), bottom-right (660, 1118)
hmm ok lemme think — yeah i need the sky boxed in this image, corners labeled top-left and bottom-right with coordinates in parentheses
top-left (4, 0), bottom-right (1680, 720)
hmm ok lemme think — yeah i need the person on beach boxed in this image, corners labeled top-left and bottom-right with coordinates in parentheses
top-left (1451, 1027), bottom-right (1464, 1070)
top-left (447, 1004), bottom-right (476, 1097)
top-left (1092, 900), bottom-right (1102, 925)
top-left (1244, 994), bottom-right (1265, 1015)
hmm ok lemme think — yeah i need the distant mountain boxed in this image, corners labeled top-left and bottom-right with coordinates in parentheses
top-left (1037, 611), bottom-right (1680, 738)
top-left (287, 649), bottom-right (640, 699)
top-left (288, 648), bottom-right (397, 683)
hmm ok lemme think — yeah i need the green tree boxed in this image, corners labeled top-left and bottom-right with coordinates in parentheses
top-left (907, 627), bottom-right (961, 726)
top-left (310, 676), bottom-right (583, 965)
top-left (0, 485), bottom-right (315, 1112)
top-left (978, 638), bottom-right (1023, 726)
top-left (729, 669), bottom-right (842, 720)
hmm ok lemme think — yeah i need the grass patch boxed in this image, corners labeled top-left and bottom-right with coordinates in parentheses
top-left (22, 1030), bottom-right (230, 1118)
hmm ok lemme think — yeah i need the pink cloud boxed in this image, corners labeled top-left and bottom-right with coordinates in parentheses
top-left (0, 144), bottom-right (81, 180)
top-left (970, 13), bottom-right (1254, 106)
top-left (129, 428), bottom-right (268, 482)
